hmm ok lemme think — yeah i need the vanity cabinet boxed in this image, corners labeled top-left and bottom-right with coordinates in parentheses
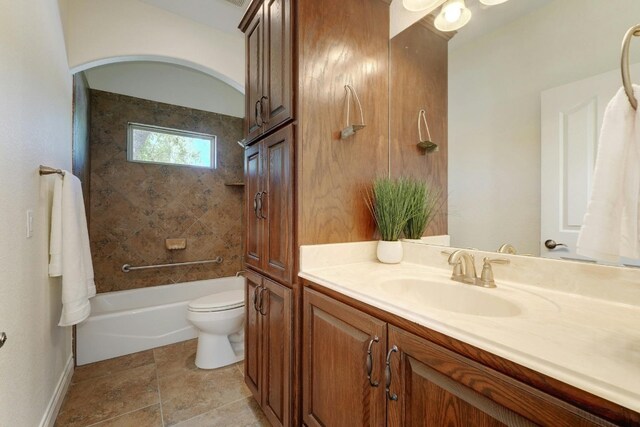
top-left (245, 270), bottom-right (293, 427)
top-left (244, 124), bottom-right (294, 285)
top-left (242, 0), bottom-right (293, 145)
top-left (303, 288), bottom-right (387, 427)
top-left (302, 287), bottom-right (617, 427)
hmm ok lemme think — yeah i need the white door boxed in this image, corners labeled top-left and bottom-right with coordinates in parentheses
top-left (541, 64), bottom-right (640, 266)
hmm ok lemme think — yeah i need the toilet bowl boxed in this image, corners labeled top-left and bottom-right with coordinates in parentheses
top-left (187, 289), bottom-right (245, 369)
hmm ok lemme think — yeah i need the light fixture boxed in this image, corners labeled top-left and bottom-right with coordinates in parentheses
top-left (402, 0), bottom-right (442, 12)
top-left (479, 0), bottom-right (510, 5)
top-left (434, 0), bottom-right (472, 32)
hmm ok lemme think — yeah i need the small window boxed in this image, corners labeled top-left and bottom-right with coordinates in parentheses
top-left (127, 123), bottom-right (216, 169)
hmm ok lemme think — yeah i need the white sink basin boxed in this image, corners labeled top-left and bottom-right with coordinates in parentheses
top-left (371, 278), bottom-right (522, 317)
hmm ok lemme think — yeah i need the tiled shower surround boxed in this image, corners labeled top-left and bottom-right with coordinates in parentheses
top-left (89, 90), bottom-right (244, 293)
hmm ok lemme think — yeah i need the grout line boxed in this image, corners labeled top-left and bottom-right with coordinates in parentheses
top-left (171, 396), bottom-right (254, 427)
top-left (153, 349), bottom-right (166, 427)
top-left (72, 352), bottom-right (156, 385)
top-left (84, 404), bottom-right (160, 427)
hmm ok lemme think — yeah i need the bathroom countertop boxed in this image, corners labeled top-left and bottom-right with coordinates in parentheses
top-left (299, 255), bottom-right (640, 413)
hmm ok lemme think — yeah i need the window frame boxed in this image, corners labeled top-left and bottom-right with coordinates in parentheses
top-left (126, 122), bottom-right (217, 169)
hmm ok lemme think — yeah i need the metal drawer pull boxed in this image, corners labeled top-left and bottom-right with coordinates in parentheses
top-left (366, 336), bottom-right (380, 387)
top-left (258, 191), bottom-right (267, 219)
top-left (0, 332), bottom-right (6, 349)
top-left (385, 345), bottom-right (398, 401)
top-left (260, 96), bottom-right (270, 124)
top-left (253, 285), bottom-right (261, 312)
top-left (258, 287), bottom-right (267, 316)
top-left (255, 100), bottom-right (263, 127)
top-left (253, 192), bottom-right (260, 218)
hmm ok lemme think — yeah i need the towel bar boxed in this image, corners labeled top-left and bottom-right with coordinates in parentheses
top-left (39, 165), bottom-right (65, 176)
top-left (122, 257), bottom-right (223, 273)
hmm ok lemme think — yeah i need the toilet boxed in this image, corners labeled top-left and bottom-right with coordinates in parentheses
top-left (187, 289), bottom-right (245, 369)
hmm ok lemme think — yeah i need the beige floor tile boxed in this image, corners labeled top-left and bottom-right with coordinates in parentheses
top-left (55, 364), bottom-right (159, 427)
top-left (154, 339), bottom-right (198, 378)
top-left (235, 361), bottom-right (244, 375)
top-left (159, 364), bottom-right (251, 426)
top-left (90, 404), bottom-right (163, 427)
top-left (174, 397), bottom-right (269, 427)
top-left (73, 350), bottom-right (155, 384)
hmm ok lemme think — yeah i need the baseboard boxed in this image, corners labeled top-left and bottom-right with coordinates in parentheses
top-left (39, 355), bottom-right (74, 427)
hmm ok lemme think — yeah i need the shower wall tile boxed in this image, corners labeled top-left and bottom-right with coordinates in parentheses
top-left (89, 90), bottom-right (244, 293)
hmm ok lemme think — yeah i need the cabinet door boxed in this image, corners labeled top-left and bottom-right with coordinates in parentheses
top-left (244, 270), bottom-right (263, 401)
top-left (387, 326), bottom-right (606, 427)
top-left (262, 0), bottom-right (293, 133)
top-left (244, 143), bottom-right (262, 271)
top-left (260, 278), bottom-right (293, 427)
top-left (261, 125), bottom-right (294, 283)
top-left (245, 8), bottom-right (264, 143)
top-left (303, 289), bottom-right (387, 427)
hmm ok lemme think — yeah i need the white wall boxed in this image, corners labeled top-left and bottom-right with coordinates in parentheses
top-left (448, 0), bottom-right (640, 255)
top-left (0, 0), bottom-right (73, 426)
top-left (61, 0), bottom-right (245, 92)
top-left (84, 61), bottom-right (244, 118)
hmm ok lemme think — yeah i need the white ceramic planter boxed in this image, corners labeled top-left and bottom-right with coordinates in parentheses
top-left (377, 240), bottom-right (403, 264)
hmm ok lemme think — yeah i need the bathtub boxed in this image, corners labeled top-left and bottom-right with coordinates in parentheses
top-left (76, 276), bottom-right (245, 365)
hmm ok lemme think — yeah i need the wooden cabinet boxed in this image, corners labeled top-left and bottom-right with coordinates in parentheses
top-left (241, 0), bottom-right (293, 144)
top-left (303, 289), bottom-right (387, 427)
top-left (245, 270), bottom-right (293, 427)
top-left (244, 124), bottom-right (294, 284)
top-left (302, 287), bottom-right (616, 427)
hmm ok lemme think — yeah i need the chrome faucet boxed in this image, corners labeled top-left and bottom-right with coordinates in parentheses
top-left (447, 250), bottom-right (510, 288)
top-left (447, 250), bottom-right (477, 285)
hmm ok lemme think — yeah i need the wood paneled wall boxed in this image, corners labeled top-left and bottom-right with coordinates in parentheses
top-left (390, 18), bottom-right (450, 236)
top-left (296, 0), bottom-right (391, 245)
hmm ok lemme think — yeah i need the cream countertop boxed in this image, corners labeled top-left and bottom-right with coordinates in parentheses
top-left (298, 241), bottom-right (640, 413)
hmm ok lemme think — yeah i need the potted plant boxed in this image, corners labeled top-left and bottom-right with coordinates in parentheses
top-left (367, 177), bottom-right (417, 263)
top-left (403, 180), bottom-right (442, 241)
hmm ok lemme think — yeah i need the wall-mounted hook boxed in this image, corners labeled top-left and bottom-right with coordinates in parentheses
top-left (340, 84), bottom-right (366, 139)
top-left (417, 109), bottom-right (438, 153)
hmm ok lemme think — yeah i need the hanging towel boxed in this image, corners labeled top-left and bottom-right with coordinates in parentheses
top-left (576, 85), bottom-right (640, 262)
top-left (48, 172), bottom-right (96, 326)
top-left (48, 175), bottom-right (63, 276)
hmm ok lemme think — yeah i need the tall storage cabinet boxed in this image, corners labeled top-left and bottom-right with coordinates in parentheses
top-left (240, 0), bottom-right (392, 424)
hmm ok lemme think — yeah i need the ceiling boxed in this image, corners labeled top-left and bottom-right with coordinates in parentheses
top-left (448, 0), bottom-right (554, 49)
top-left (139, 0), bottom-right (249, 36)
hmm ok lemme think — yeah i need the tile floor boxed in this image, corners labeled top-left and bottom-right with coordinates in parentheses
top-left (55, 339), bottom-right (269, 427)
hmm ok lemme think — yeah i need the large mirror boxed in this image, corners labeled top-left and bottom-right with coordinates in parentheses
top-left (390, 0), bottom-right (640, 263)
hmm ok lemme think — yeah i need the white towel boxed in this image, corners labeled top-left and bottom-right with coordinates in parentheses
top-left (48, 175), bottom-right (63, 276)
top-left (576, 85), bottom-right (640, 262)
top-left (49, 172), bottom-right (96, 326)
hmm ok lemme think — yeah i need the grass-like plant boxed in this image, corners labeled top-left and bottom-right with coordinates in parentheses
top-left (403, 180), bottom-right (442, 240)
top-left (366, 177), bottom-right (419, 241)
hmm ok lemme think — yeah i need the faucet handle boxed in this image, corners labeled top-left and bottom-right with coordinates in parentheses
top-left (483, 257), bottom-right (510, 265)
top-left (478, 257), bottom-right (510, 288)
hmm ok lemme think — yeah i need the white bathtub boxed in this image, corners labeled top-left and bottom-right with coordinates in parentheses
top-left (76, 276), bottom-right (245, 365)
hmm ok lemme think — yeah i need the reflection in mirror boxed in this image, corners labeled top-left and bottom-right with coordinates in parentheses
top-left (390, 0), bottom-right (640, 264)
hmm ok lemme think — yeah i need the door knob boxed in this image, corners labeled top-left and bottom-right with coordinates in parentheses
top-left (544, 239), bottom-right (567, 250)
top-left (0, 332), bottom-right (7, 349)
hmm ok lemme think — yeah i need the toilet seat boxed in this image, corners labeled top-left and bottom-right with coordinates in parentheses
top-left (188, 290), bottom-right (244, 313)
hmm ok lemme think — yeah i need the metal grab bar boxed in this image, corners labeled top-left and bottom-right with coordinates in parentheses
top-left (39, 165), bottom-right (65, 176)
top-left (621, 24), bottom-right (640, 110)
top-left (122, 257), bottom-right (223, 273)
